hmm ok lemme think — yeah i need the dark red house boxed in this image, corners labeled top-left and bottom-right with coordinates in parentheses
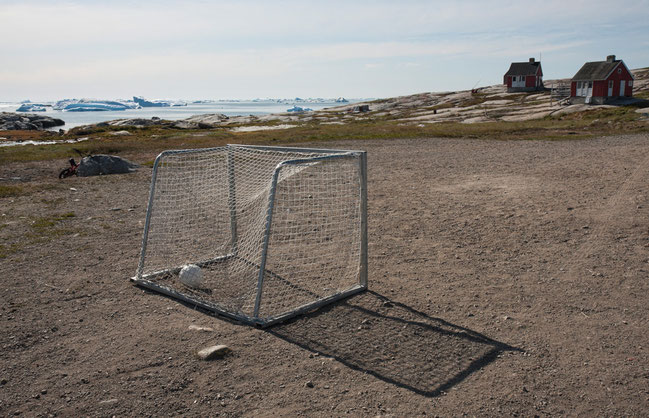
top-left (570, 55), bottom-right (634, 104)
top-left (504, 58), bottom-right (543, 92)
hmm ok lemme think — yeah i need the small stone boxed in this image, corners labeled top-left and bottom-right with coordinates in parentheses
top-left (188, 325), bottom-right (214, 332)
top-left (197, 345), bottom-right (231, 360)
top-left (0, 378), bottom-right (7, 385)
top-left (382, 301), bottom-right (393, 308)
top-left (110, 207), bottom-right (122, 211)
top-left (41, 389), bottom-right (47, 395)
top-left (305, 381), bottom-right (314, 388)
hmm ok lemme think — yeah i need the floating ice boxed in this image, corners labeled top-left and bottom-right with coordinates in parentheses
top-left (16, 103), bottom-right (47, 112)
top-left (133, 96), bottom-right (186, 107)
top-left (286, 105), bottom-right (313, 112)
top-left (54, 99), bottom-right (139, 112)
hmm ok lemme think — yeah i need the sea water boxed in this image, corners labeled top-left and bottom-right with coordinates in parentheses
top-left (0, 100), bottom-right (357, 130)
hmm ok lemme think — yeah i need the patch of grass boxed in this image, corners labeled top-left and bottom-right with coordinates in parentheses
top-left (26, 212), bottom-right (77, 242)
top-left (2, 103), bottom-right (649, 166)
top-left (631, 91), bottom-right (649, 101)
top-left (31, 212), bottom-right (75, 231)
top-left (0, 242), bottom-right (21, 259)
top-left (0, 185), bottom-right (23, 198)
top-left (41, 197), bottom-right (65, 208)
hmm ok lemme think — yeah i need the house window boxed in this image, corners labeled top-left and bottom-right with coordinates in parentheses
top-left (618, 68), bottom-right (622, 74)
top-left (629, 80), bottom-right (633, 87)
top-left (522, 76), bottom-right (526, 81)
top-left (609, 80), bottom-right (613, 88)
top-left (588, 81), bottom-right (593, 88)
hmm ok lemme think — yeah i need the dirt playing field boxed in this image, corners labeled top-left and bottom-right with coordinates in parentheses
top-left (2, 134), bottom-right (649, 416)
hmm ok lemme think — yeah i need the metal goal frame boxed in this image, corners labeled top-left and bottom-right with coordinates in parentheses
top-left (131, 144), bottom-right (368, 327)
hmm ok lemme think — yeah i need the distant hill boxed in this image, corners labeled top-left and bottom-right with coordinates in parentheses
top-left (313, 67), bottom-right (649, 125)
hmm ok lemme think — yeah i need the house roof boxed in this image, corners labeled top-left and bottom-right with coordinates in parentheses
top-left (571, 60), bottom-right (623, 81)
top-left (504, 62), bottom-right (541, 76)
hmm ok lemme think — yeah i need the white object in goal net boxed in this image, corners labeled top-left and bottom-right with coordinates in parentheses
top-left (132, 144), bottom-right (368, 326)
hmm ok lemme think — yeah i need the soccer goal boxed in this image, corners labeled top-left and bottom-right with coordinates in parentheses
top-left (131, 144), bottom-right (367, 327)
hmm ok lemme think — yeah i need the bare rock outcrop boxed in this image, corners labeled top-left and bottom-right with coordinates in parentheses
top-left (0, 112), bottom-right (65, 130)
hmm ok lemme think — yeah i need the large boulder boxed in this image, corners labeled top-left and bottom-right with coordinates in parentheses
top-left (76, 155), bottom-right (139, 177)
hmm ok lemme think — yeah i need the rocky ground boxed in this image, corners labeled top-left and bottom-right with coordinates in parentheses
top-left (0, 113), bottom-right (64, 131)
top-left (2, 133), bottom-right (649, 416)
top-left (97, 67), bottom-right (649, 132)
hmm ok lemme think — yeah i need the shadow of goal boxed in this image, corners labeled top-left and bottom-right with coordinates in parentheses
top-left (131, 144), bottom-right (368, 327)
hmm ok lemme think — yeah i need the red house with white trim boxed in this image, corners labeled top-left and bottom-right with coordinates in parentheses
top-left (570, 55), bottom-right (634, 104)
top-left (504, 58), bottom-right (543, 92)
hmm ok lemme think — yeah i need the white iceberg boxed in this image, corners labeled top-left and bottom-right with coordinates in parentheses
top-left (286, 105), bottom-right (313, 113)
top-left (54, 99), bottom-right (139, 112)
top-left (16, 103), bottom-right (47, 112)
top-left (133, 96), bottom-right (186, 107)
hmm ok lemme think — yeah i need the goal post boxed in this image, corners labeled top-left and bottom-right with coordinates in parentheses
top-left (131, 144), bottom-right (368, 327)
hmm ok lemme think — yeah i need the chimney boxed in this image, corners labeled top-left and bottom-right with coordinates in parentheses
top-left (529, 57), bottom-right (535, 63)
top-left (606, 55), bottom-right (616, 62)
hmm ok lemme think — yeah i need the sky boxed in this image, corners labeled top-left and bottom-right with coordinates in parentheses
top-left (1, 0), bottom-right (648, 101)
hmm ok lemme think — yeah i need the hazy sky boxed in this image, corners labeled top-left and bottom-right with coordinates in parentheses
top-left (1, 0), bottom-right (648, 101)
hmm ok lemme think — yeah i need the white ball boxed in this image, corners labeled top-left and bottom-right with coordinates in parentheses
top-left (179, 264), bottom-right (203, 288)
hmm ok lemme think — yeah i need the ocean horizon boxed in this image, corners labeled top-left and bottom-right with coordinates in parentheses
top-left (0, 98), bottom-right (363, 130)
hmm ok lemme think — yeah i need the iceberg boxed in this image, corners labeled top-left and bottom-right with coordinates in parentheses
top-left (286, 105), bottom-right (313, 113)
top-left (133, 96), bottom-right (186, 107)
top-left (335, 97), bottom-right (349, 103)
top-left (54, 99), bottom-right (139, 112)
top-left (16, 103), bottom-right (47, 112)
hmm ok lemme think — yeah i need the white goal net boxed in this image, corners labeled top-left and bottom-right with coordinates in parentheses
top-left (132, 144), bottom-right (367, 326)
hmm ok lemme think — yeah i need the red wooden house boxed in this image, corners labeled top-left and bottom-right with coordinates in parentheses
top-left (570, 55), bottom-right (634, 104)
top-left (504, 58), bottom-right (543, 92)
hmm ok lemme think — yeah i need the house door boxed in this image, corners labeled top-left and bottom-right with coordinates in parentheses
top-left (608, 80), bottom-right (613, 96)
top-left (620, 80), bottom-right (625, 96)
top-left (512, 76), bottom-right (525, 88)
top-left (586, 81), bottom-right (593, 97)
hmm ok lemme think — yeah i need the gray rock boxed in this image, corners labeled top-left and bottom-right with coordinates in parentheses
top-left (110, 130), bottom-right (132, 136)
top-left (99, 117), bottom-right (167, 128)
top-left (197, 344), bottom-right (230, 360)
top-left (188, 325), bottom-right (214, 332)
top-left (176, 113), bottom-right (230, 129)
top-left (76, 155), bottom-right (139, 177)
top-left (0, 112), bottom-right (64, 130)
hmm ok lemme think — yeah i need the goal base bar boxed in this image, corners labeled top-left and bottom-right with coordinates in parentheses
top-left (130, 277), bottom-right (367, 328)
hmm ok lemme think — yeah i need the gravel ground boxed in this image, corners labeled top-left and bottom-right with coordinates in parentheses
top-left (1, 133), bottom-right (649, 416)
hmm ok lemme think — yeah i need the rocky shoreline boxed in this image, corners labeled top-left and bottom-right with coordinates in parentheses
top-left (0, 112), bottom-right (65, 131)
